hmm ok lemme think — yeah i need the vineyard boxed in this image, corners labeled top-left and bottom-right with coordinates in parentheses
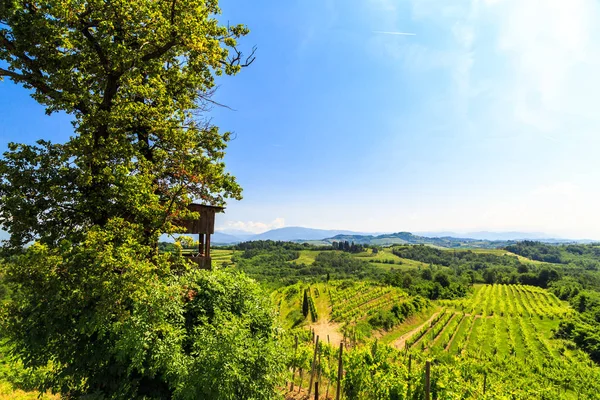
top-left (285, 284), bottom-right (600, 399)
top-left (329, 282), bottom-right (407, 323)
top-left (397, 284), bottom-right (580, 360)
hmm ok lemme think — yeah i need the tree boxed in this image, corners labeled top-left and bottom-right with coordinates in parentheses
top-left (0, 0), bottom-right (255, 248)
top-left (433, 272), bottom-right (450, 288)
top-left (0, 1), bottom-right (285, 398)
top-left (421, 268), bottom-right (433, 281)
top-left (302, 288), bottom-right (309, 317)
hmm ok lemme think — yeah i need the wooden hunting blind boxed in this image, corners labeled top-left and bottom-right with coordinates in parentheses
top-left (175, 203), bottom-right (224, 269)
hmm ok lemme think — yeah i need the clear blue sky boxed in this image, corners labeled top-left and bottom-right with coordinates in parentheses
top-left (2, 0), bottom-right (600, 238)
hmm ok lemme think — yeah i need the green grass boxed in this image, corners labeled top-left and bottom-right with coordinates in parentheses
top-left (438, 247), bottom-right (545, 264)
top-left (272, 282), bottom-right (334, 329)
top-left (352, 248), bottom-right (430, 270)
top-left (0, 341), bottom-right (57, 400)
top-left (210, 249), bottom-right (236, 267)
top-left (447, 315), bottom-right (470, 354)
top-left (293, 250), bottom-right (319, 265)
top-left (0, 383), bottom-right (57, 400)
top-left (380, 307), bottom-right (439, 344)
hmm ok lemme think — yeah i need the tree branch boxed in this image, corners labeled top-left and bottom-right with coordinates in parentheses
top-left (141, 35), bottom-right (178, 62)
top-left (0, 67), bottom-right (23, 80)
top-left (80, 25), bottom-right (110, 71)
top-left (220, 45), bottom-right (257, 69)
top-left (0, 33), bottom-right (89, 114)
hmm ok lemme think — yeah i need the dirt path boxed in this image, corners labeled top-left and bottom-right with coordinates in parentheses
top-left (310, 319), bottom-right (344, 346)
top-left (392, 311), bottom-right (440, 350)
top-left (284, 387), bottom-right (333, 400)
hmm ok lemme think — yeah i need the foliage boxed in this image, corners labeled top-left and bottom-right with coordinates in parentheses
top-left (384, 268), bottom-right (469, 300)
top-left (302, 289), bottom-right (309, 318)
top-left (368, 296), bottom-right (429, 331)
top-left (0, 3), bottom-right (294, 398)
top-left (331, 240), bottom-right (365, 253)
top-left (1, 223), bottom-right (285, 399)
top-left (234, 240), bottom-right (322, 252)
top-left (234, 250), bottom-right (382, 287)
top-left (0, 0), bottom-right (254, 250)
top-left (507, 241), bottom-right (600, 269)
top-left (307, 295), bottom-right (318, 322)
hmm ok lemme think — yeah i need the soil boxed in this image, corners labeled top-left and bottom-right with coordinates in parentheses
top-left (309, 319), bottom-right (344, 347)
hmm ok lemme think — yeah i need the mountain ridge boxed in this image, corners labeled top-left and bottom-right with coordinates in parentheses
top-left (210, 226), bottom-right (590, 246)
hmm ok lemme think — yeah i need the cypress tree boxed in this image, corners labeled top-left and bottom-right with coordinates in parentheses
top-left (302, 289), bottom-right (309, 317)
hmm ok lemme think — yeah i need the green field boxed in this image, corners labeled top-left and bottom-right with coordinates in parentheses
top-left (382, 284), bottom-right (596, 398)
top-left (292, 249), bottom-right (319, 265)
top-left (210, 248), bottom-right (236, 267)
top-left (439, 247), bottom-right (545, 264)
top-left (282, 247), bottom-right (432, 271)
top-left (283, 283), bottom-right (600, 398)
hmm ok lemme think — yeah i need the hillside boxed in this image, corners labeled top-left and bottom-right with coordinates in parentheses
top-left (322, 231), bottom-right (514, 248)
top-left (277, 280), bottom-right (600, 398)
top-left (251, 227), bottom-right (366, 241)
top-left (211, 227), bottom-right (368, 244)
top-left (211, 228), bottom-right (589, 247)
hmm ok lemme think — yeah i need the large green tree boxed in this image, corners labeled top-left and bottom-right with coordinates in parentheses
top-left (0, 1), bottom-right (286, 398)
top-left (0, 0), bottom-right (253, 248)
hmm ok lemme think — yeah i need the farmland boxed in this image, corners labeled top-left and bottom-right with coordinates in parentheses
top-left (282, 282), bottom-right (600, 398)
top-left (8, 237), bottom-right (600, 398)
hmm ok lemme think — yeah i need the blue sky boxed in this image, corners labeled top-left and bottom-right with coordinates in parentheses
top-left (2, 0), bottom-right (600, 238)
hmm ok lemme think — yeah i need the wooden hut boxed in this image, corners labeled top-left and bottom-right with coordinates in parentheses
top-left (174, 203), bottom-right (224, 269)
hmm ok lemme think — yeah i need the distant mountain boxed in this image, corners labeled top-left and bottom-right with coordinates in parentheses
top-left (171, 227), bottom-right (595, 247)
top-left (251, 227), bottom-right (367, 242)
top-left (212, 232), bottom-right (246, 244)
top-left (416, 231), bottom-right (560, 241)
top-left (320, 232), bottom-right (512, 248)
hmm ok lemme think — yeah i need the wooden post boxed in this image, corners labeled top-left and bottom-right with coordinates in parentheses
top-left (327, 334), bottom-right (330, 344)
top-left (483, 372), bottom-right (487, 394)
top-left (425, 361), bottom-right (431, 400)
top-left (205, 233), bottom-right (211, 258)
top-left (407, 353), bottom-right (412, 398)
top-left (336, 342), bottom-right (343, 400)
top-left (317, 347), bottom-right (322, 384)
top-left (314, 382), bottom-right (319, 400)
top-left (308, 336), bottom-right (319, 396)
top-left (198, 234), bottom-right (205, 256)
top-left (298, 368), bottom-right (303, 393)
top-left (289, 335), bottom-right (298, 392)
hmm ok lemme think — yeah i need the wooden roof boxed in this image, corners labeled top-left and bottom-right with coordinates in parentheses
top-left (174, 203), bottom-right (224, 234)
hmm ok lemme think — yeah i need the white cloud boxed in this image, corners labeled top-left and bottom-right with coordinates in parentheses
top-left (218, 217), bottom-right (285, 234)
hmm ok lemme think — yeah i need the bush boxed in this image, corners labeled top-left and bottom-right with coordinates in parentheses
top-left (1, 221), bottom-right (286, 399)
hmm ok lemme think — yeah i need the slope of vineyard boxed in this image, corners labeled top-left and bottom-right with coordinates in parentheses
top-left (272, 280), bottom-right (431, 342)
top-left (367, 284), bottom-right (596, 398)
top-left (329, 281), bottom-right (408, 323)
top-left (285, 284), bottom-right (600, 399)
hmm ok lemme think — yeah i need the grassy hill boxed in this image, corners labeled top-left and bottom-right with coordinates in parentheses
top-left (320, 231), bottom-right (517, 248)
